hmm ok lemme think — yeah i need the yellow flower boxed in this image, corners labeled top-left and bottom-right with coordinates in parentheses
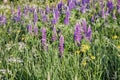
top-left (112, 35), bottom-right (118, 39)
top-left (90, 55), bottom-right (95, 60)
top-left (75, 50), bottom-right (80, 54)
top-left (17, 30), bottom-right (21, 33)
top-left (81, 45), bottom-right (90, 53)
top-left (21, 37), bottom-right (25, 41)
top-left (117, 46), bottom-right (120, 49)
top-left (82, 60), bottom-right (87, 66)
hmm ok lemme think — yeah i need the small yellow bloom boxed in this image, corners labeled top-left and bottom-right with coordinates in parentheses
top-left (90, 55), bottom-right (95, 60)
top-left (21, 37), bottom-right (25, 41)
top-left (112, 35), bottom-right (118, 39)
top-left (117, 46), bottom-right (120, 49)
top-left (75, 50), bottom-right (80, 54)
top-left (17, 30), bottom-right (21, 33)
top-left (82, 60), bottom-right (87, 66)
top-left (81, 45), bottom-right (90, 53)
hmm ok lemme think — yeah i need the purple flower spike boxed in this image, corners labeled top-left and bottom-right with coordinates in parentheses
top-left (64, 17), bottom-right (69, 25)
top-left (41, 28), bottom-right (47, 50)
top-left (52, 26), bottom-right (57, 42)
top-left (107, 0), bottom-right (114, 13)
top-left (59, 35), bottom-right (64, 57)
top-left (86, 25), bottom-right (92, 41)
top-left (34, 26), bottom-right (38, 35)
top-left (80, 5), bottom-right (86, 13)
top-left (117, 0), bottom-right (120, 13)
top-left (74, 23), bottom-right (82, 44)
top-left (68, 0), bottom-right (76, 10)
top-left (53, 8), bottom-right (59, 20)
top-left (82, 19), bottom-right (87, 34)
top-left (64, 7), bottom-right (70, 25)
top-left (101, 7), bottom-right (105, 19)
top-left (0, 15), bottom-right (6, 25)
top-left (91, 15), bottom-right (94, 22)
top-left (34, 9), bottom-right (38, 24)
top-left (45, 5), bottom-right (50, 14)
top-left (52, 18), bottom-right (57, 25)
top-left (82, 0), bottom-right (90, 5)
top-left (58, 0), bottom-right (63, 12)
top-left (18, 6), bottom-right (21, 17)
top-left (27, 24), bottom-right (32, 34)
top-left (42, 12), bottom-right (47, 22)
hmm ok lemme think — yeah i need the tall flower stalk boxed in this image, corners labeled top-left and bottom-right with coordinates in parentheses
top-left (59, 35), bottom-right (64, 57)
top-left (41, 28), bottom-right (47, 50)
top-left (74, 23), bottom-right (82, 45)
top-left (52, 26), bottom-right (57, 42)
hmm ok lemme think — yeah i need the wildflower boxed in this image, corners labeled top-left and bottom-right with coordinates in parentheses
top-left (45, 5), bottom-right (50, 14)
top-left (101, 7), bottom-right (105, 19)
top-left (82, 19), bottom-right (87, 34)
top-left (107, 0), bottom-right (114, 13)
top-left (57, 0), bottom-right (63, 12)
top-left (64, 7), bottom-right (70, 25)
top-left (112, 35), bottom-right (118, 39)
top-left (86, 25), bottom-right (92, 41)
top-left (34, 9), bottom-right (38, 24)
top-left (17, 30), bottom-right (21, 34)
top-left (75, 50), bottom-right (80, 54)
top-left (42, 12), bottom-right (47, 22)
top-left (41, 28), bottom-right (47, 50)
top-left (117, 46), bottom-right (120, 49)
top-left (0, 15), bottom-right (6, 25)
top-left (74, 23), bottom-right (82, 44)
top-left (27, 24), bottom-right (32, 34)
top-left (68, 0), bottom-right (76, 10)
top-left (91, 15), bottom-right (94, 22)
top-left (34, 26), bottom-right (38, 35)
top-left (90, 55), bottom-right (95, 60)
top-left (54, 8), bottom-right (59, 20)
top-left (80, 5), bottom-right (86, 13)
top-left (52, 26), bottom-right (57, 42)
top-left (82, 60), bottom-right (87, 66)
top-left (17, 6), bottom-right (21, 20)
top-left (59, 35), bottom-right (64, 57)
top-left (81, 44), bottom-right (90, 53)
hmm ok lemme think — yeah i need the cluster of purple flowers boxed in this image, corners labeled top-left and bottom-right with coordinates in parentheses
top-left (0, 15), bottom-right (6, 25)
top-left (74, 19), bottom-right (92, 45)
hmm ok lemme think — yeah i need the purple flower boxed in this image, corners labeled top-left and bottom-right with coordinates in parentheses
top-left (82, 19), bottom-right (87, 34)
top-left (68, 0), bottom-right (76, 10)
top-left (80, 5), bottom-right (86, 13)
top-left (45, 5), bottom-right (50, 14)
top-left (59, 35), bottom-right (64, 57)
top-left (23, 6), bottom-right (27, 15)
top-left (64, 16), bottom-right (69, 25)
top-left (101, 8), bottom-right (105, 19)
top-left (117, 0), bottom-right (120, 13)
top-left (42, 12), bottom-right (47, 22)
top-left (52, 18), bottom-right (57, 25)
top-left (82, 0), bottom-right (90, 5)
top-left (86, 25), bottom-right (92, 41)
top-left (27, 24), bottom-right (32, 34)
top-left (107, 0), bottom-right (114, 13)
top-left (41, 28), bottom-right (47, 50)
top-left (53, 8), bottom-right (59, 20)
top-left (91, 15), bottom-right (94, 22)
top-left (13, 16), bottom-right (20, 22)
top-left (64, 8), bottom-right (70, 25)
top-left (34, 9), bottom-right (38, 24)
top-left (0, 15), bottom-right (6, 25)
top-left (18, 6), bottom-right (21, 17)
top-left (58, 0), bottom-right (63, 12)
top-left (34, 26), bottom-right (38, 35)
top-left (52, 26), bottom-right (57, 42)
top-left (74, 23), bottom-right (82, 44)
